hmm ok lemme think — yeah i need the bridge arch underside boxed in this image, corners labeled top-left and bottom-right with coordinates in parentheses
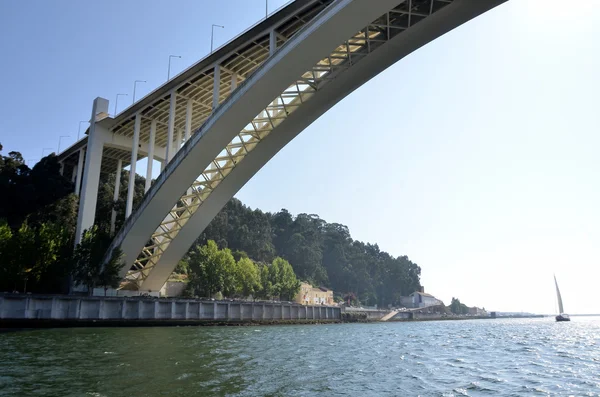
top-left (109, 0), bottom-right (505, 292)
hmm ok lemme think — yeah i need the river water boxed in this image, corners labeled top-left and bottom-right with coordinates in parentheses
top-left (1, 317), bottom-right (599, 396)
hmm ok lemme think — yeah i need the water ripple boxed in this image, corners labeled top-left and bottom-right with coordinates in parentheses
top-left (1, 317), bottom-right (599, 396)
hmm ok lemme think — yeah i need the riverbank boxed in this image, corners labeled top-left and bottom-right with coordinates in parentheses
top-left (0, 294), bottom-right (341, 329)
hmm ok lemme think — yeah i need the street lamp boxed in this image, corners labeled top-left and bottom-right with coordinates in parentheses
top-left (266, 0), bottom-right (268, 18)
top-left (58, 135), bottom-right (70, 154)
top-left (168, 55), bottom-right (182, 81)
top-left (133, 80), bottom-right (147, 103)
top-left (211, 24), bottom-right (225, 53)
top-left (41, 147), bottom-right (54, 158)
top-left (78, 120), bottom-right (89, 140)
top-left (114, 93), bottom-right (128, 117)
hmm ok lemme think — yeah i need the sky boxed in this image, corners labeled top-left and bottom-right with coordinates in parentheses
top-left (1, 0), bottom-right (599, 314)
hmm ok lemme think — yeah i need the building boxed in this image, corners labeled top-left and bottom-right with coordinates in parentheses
top-left (468, 306), bottom-right (487, 316)
top-left (295, 282), bottom-right (334, 306)
top-left (404, 287), bottom-right (443, 308)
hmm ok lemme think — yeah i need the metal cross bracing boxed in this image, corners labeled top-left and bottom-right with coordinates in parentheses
top-left (108, 1), bottom-right (334, 150)
top-left (126, 0), bottom-right (456, 287)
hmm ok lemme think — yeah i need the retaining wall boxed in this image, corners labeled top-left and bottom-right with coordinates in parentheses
top-left (0, 295), bottom-right (341, 327)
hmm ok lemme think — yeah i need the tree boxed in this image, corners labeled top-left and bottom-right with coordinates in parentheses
top-left (260, 257), bottom-right (300, 301)
top-left (187, 240), bottom-right (236, 298)
top-left (98, 246), bottom-right (125, 296)
top-left (71, 226), bottom-right (113, 295)
top-left (234, 257), bottom-right (261, 298)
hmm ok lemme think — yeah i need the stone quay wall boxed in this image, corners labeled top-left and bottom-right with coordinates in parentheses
top-left (0, 294), bottom-right (341, 327)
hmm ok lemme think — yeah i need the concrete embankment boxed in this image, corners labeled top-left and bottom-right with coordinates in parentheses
top-left (0, 294), bottom-right (341, 328)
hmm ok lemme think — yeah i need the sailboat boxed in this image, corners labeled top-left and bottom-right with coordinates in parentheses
top-left (554, 275), bottom-right (570, 322)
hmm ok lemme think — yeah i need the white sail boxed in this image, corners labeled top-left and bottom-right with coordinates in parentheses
top-left (554, 275), bottom-right (564, 314)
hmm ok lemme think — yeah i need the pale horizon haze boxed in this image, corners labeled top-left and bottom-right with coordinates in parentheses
top-left (0, 0), bottom-right (598, 314)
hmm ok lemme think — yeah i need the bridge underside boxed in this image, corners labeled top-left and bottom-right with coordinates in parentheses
top-left (58, 0), bottom-right (506, 293)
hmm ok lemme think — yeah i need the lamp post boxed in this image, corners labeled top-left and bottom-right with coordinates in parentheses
top-left (58, 135), bottom-right (70, 154)
top-left (41, 147), bottom-right (53, 158)
top-left (133, 80), bottom-right (147, 103)
top-left (77, 121), bottom-right (89, 140)
top-left (266, 0), bottom-right (268, 18)
top-left (211, 24), bottom-right (225, 53)
top-left (114, 93), bottom-right (128, 117)
top-left (168, 55), bottom-right (182, 81)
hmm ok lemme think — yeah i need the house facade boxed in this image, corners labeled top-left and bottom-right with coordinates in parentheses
top-left (295, 282), bottom-right (334, 305)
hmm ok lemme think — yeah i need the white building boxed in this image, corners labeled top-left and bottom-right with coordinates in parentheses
top-left (410, 289), bottom-right (442, 308)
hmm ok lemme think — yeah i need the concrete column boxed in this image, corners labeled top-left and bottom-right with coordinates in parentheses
top-left (230, 73), bottom-right (237, 94)
top-left (269, 29), bottom-right (277, 56)
top-left (109, 159), bottom-right (122, 236)
top-left (125, 113), bottom-right (141, 218)
top-left (176, 128), bottom-right (182, 152)
top-left (71, 165), bottom-right (77, 183)
top-left (74, 148), bottom-right (84, 195)
top-left (185, 99), bottom-right (193, 142)
top-left (166, 89), bottom-right (176, 162)
top-left (138, 300), bottom-right (143, 319)
top-left (213, 65), bottom-right (220, 109)
top-left (154, 301), bottom-right (159, 319)
top-left (121, 300), bottom-right (127, 319)
top-left (171, 301), bottom-right (176, 319)
top-left (59, 162), bottom-right (64, 176)
top-left (213, 302), bottom-right (217, 320)
top-left (75, 97), bottom-right (108, 245)
top-left (262, 304), bottom-right (266, 320)
top-left (145, 120), bottom-right (156, 193)
top-left (185, 302), bottom-right (189, 320)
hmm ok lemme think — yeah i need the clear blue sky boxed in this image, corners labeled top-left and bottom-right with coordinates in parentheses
top-left (1, 0), bottom-right (598, 314)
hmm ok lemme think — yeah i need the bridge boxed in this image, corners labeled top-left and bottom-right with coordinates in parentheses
top-left (57, 0), bottom-right (506, 294)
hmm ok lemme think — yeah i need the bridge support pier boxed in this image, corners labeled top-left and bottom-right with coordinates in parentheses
top-left (109, 159), bottom-right (123, 236)
top-left (75, 97), bottom-right (109, 245)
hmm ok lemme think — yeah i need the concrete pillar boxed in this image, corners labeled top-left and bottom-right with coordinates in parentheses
top-left (74, 148), bottom-right (85, 196)
top-left (125, 113), bottom-right (141, 218)
top-left (59, 162), bottom-right (64, 176)
top-left (269, 29), bottom-right (277, 56)
top-left (185, 302), bottom-right (189, 319)
top-left (75, 97), bottom-right (108, 245)
top-left (230, 73), bottom-right (237, 94)
top-left (121, 300), bottom-right (127, 319)
top-left (109, 159), bottom-right (122, 236)
top-left (213, 302), bottom-right (217, 320)
top-left (145, 120), bottom-right (156, 193)
top-left (176, 128), bottom-right (182, 152)
top-left (166, 90), bottom-right (176, 162)
top-left (71, 165), bottom-right (77, 183)
top-left (185, 99), bottom-right (193, 142)
top-left (213, 65), bottom-right (220, 109)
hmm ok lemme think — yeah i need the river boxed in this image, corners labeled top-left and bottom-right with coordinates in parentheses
top-left (1, 317), bottom-right (599, 396)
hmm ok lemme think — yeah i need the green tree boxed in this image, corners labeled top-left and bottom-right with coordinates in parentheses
top-left (234, 257), bottom-right (262, 298)
top-left (97, 246), bottom-right (125, 296)
top-left (261, 257), bottom-right (300, 301)
top-left (187, 240), bottom-right (236, 298)
top-left (71, 226), bottom-right (112, 295)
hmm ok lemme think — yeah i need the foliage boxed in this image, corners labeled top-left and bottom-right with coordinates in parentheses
top-left (0, 219), bottom-right (70, 293)
top-left (192, 198), bottom-right (422, 306)
top-left (98, 246), bottom-right (125, 296)
top-left (0, 146), bottom-right (73, 230)
top-left (71, 226), bottom-right (124, 295)
top-left (260, 257), bottom-right (301, 301)
top-left (187, 240), bottom-right (237, 298)
top-left (449, 297), bottom-right (469, 315)
top-left (234, 257), bottom-right (262, 298)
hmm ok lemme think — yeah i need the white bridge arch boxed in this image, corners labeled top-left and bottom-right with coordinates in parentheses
top-left (59, 0), bottom-right (506, 292)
